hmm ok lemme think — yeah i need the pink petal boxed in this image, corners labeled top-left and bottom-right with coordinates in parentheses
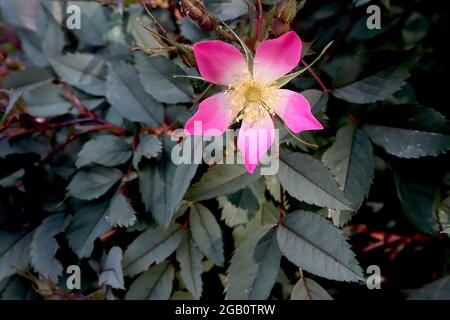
top-left (193, 41), bottom-right (247, 86)
top-left (253, 31), bottom-right (302, 84)
top-left (273, 89), bottom-right (323, 133)
top-left (237, 111), bottom-right (275, 174)
top-left (184, 92), bottom-right (235, 136)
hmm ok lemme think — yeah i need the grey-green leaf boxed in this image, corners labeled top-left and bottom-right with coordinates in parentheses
top-left (106, 62), bottom-right (163, 126)
top-left (322, 125), bottom-right (374, 226)
top-left (135, 52), bottom-right (193, 104)
top-left (225, 226), bottom-right (281, 300)
top-left (22, 83), bottom-right (103, 117)
top-left (278, 149), bottom-right (352, 210)
top-left (3, 67), bottom-right (54, 91)
top-left (31, 213), bottom-right (67, 282)
top-left (277, 211), bottom-right (363, 282)
top-left (76, 135), bottom-right (132, 168)
top-left (105, 189), bottom-right (137, 228)
top-left (333, 67), bottom-right (410, 104)
top-left (407, 276), bottom-right (450, 300)
top-left (0, 230), bottom-right (33, 282)
top-left (132, 134), bottom-right (162, 169)
top-left (190, 203), bottom-right (224, 267)
top-left (185, 164), bottom-right (261, 201)
top-left (99, 246), bottom-right (125, 290)
top-left (67, 1), bottom-right (110, 47)
top-left (122, 224), bottom-right (184, 276)
top-left (394, 174), bottom-right (440, 235)
top-left (3, 90), bottom-right (23, 118)
top-left (50, 53), bottom-right (107, 96)
top-left (176, 233), bottom-right (203, 299)
top-left (291, 277), bottom-right (333, 300)
top-left (67, 167), bottom-right (123, 200)
top-left (138, 137), bottom-right (198, 227)
top-left (363, 124), bottom-right (450, 159)
top-left (66, 202), bottom-right (111, 258)
top-left (125, 262), bottom-right (174, 300)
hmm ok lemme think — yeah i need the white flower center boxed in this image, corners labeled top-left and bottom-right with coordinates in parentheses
top-left (224, 71), bottom-right (279, 124)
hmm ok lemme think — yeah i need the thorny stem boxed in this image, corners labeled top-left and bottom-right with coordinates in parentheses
top-left (301, 60), bottom-right (333, 94)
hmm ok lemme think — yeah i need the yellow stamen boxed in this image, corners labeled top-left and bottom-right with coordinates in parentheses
top-left (224, 70), bottom-right (279, 125)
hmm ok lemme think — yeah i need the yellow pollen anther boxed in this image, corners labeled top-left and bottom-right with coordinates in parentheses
top-left (224, 70), bottom-right (279, 124)
top-left (244, 86), bottom-right (262, 103)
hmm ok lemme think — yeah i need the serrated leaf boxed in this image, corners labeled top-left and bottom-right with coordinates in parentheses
top-left (31, 213), bottom-right (67, 282)
top-left (106, 62), bottom-right (163, 126)
top-left (76, 135), bottom-right (132, 168)
top-left (22, 83), bottom-right (103, 117)
top-left (323, 125), bottom-right (374, 226)
top-left (3, 90), bottom-right (23, 119)
top-left (3, 67), bottom-right (54, 91)
top-left (301, 89), bottom-right (329, 115)
top-left (185, 164), bottom-right (261, 201)
top-left (122, 224), bottom-right (184, 276)
top-left (50, 53), bottom-right (107, 96)
top-left (99, 247), bottom-right (125, 290)
top-left (0, 230), bottom-right (33, 282)
top-left (225, 226), bottom-right (281, 300)
top-left (135, 52), bottom-right (193, 104)
top-left (333, 66), bottom-right (410, 104)
top-left (278, 149), bottom-right (352, 210)
top-left (67, 1), bottom-right (109, 47)
top-left (125, 262), bottom-right (174, 300)
top-left (291, 277), bottom-right (333, 300)
top-left (176, 233), bottom-right (203, 299)
top-left (105, 189), bottom-right (136, 228)
top-left (138, 137), bottom-right (198, 227)
top-left (394, 174), bottom-right (440, 235)
top-left (227, 187), bottom-right (260, 214)
top-left (407, 276), bottom-right (450, 300)
top-left (67, 167), bottom-right (123, 200)
top-left (66, 202), bottom-right (111, 258)
top-left (132, 134), bottom-right (162, 169)
top-left (277, 211), bottom-right (363, 282)
top-left (190, 203), bottom-right (224, 267)
top-left (16, 3), bottom-right (65, 67)
top-left (332, 51), bottom-right (369, 88)
top-left (218, 196), bottom-right (249, 228)
top-left (363, 124), bottom-right (450, 159)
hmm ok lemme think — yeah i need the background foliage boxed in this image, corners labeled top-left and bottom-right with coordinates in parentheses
top-left (0, 0), bottom-right (449, 300)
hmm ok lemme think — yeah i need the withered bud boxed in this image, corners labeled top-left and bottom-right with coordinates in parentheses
top-left (179, 0), bottom-right (216, 31)
top-left (276, 0), bottom-right (297, 24)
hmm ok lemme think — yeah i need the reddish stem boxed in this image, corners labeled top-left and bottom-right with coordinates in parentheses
top-left (301, 60), bottom-right (333, 94)
top-left (255, 0), bottom-right (263, 40)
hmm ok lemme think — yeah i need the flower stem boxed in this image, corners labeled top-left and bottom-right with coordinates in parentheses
top-left (255, 0), bottom-right (263, 40)
top-left (301, 60), bottom-right (332, 94)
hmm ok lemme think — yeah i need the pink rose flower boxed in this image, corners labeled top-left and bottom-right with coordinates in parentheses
top-left (184, 31), bottom-right (323, 173)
